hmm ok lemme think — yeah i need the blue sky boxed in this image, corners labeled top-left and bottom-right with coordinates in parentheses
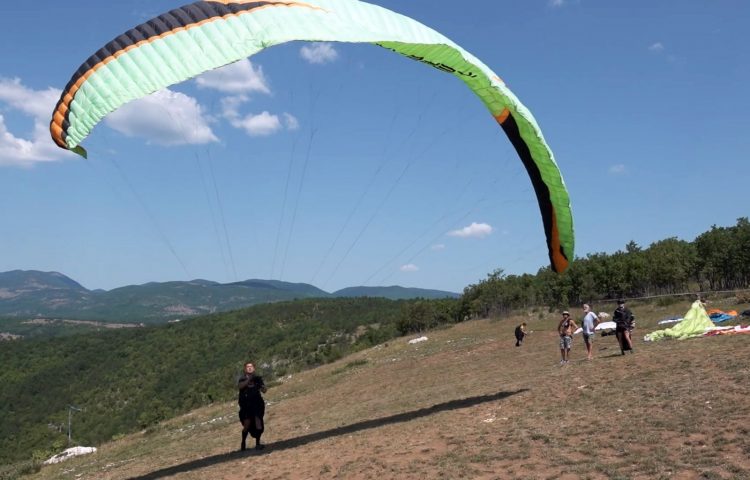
top-left (1, 1), bottom-right (748, 293)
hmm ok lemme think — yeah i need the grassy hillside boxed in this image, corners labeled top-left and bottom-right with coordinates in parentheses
top-left (0, 297), bottom-right (409, 467)
top-left (14, 297), bottom-right (750, 480)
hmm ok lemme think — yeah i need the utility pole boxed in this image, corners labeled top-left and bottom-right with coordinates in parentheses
top-left (67, 405), bottom-right (82, 446)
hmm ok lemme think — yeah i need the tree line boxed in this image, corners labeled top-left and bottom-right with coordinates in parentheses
top-left (458, 218), bottom-right (750, 318)
top-left (331, 219), bottom-right (750, 336)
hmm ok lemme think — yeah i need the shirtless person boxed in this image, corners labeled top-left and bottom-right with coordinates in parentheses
top-left (558, 311), bottom-right (578, 365)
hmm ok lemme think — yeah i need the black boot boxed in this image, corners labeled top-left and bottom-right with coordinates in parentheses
top-left (251, 417), bottom-right (265, 450)
top-left (241, 429), bottom-right (249, 451)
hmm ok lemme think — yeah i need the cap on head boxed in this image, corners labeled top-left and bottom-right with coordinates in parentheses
top-left (617, 299), bottom-right (625, 305)
top-left (562, 311), bottom-right (570, 316)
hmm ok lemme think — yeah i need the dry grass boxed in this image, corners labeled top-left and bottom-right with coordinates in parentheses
top-left (28, 301), bottom-right (750, 480)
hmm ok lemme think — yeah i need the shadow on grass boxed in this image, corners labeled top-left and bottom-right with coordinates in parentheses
top-left (602, 353), bottom-right (627, 358)
top-left (128, 389), bottom-right (527, 479)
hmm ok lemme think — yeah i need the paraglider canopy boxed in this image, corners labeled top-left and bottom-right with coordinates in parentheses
top-left (50, 0), bottom-right (574, 272)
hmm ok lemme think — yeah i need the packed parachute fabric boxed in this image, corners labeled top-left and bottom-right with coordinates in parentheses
top-left (49, 0), bottom-right (574, 273)
top-left (573, 321), bottom-right (616, 335)
top-left (704, 325), bottom-right (750, 337)
top-left (657, 316), bottom-right (683, 325)
top-left (645, 301), bottom-right (715, 342)
top-left (707, 309), bottom-right (738, 323)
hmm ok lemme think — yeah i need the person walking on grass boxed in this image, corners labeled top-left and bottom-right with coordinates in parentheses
top-left (558, 311), bottom-right (577, 365)
top-left (581, 304), bottom-right (600, 360)
top-left (515, 322), bottom-right (528, 347)
top-left (238, 361), bottom-right (268, 451)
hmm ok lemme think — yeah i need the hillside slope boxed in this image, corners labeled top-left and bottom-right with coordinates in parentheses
top-left (0, 297), bottom-right (407, 464)
top-left (27, 302), bottom-right (750, 480)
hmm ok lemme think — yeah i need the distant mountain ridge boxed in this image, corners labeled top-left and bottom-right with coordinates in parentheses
top-left (333, 285), bottom-right (459, 300)
top-left (0, 270), bottom-right (458, 324)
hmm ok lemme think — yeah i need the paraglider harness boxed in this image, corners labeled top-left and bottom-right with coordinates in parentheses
top-left (238, 374), bottom-right (266, 443)
top-left (613, 306), bottom-right (635, 352)
top-left (238, 374), bottom-right (266, 411)
top-left (613, 307), bottom-right (635, 332)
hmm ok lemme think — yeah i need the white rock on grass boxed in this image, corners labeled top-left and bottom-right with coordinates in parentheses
top-left (44, 447), bottom-right (97, 465)
top-left (408, 336), bottom-right (428, 344)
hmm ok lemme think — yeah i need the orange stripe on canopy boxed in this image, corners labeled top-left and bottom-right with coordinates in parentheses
top-left (494, 108), bottom-right (510, 125)
top-left (549, 205), bottom-right (569, 273)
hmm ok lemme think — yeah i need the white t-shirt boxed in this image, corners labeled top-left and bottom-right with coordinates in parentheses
top-left (582, 311), bottom-right (599, 335)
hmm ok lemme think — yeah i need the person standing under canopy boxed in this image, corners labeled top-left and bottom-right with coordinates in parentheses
top-left (238, 361), bottom-right (268, 451)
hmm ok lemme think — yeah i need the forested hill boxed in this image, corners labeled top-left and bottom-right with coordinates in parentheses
top-left (0, 271), bottom-right (458, 326)
top-left (0, 296), bottom-right (413, 465)
top-left (333, 285), bottom-right (459, 300)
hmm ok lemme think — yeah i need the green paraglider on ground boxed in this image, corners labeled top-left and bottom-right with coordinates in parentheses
top-left (645, 300), bottom-right (715, 341)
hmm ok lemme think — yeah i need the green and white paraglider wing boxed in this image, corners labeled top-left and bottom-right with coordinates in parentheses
top-left (50, 0), bottom-right (574, 272)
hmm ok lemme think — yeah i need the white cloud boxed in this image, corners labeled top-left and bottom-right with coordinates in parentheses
top-left (448, 222), bottom-right (494, 239)
top-left (0, 115), bottom-right (35, 164)
top-left (222, 96), bottom-right (299, 137)
top-left (648, 42), bottom-right (665, 53)
top-left (400, 264), bottom-right (419, 272)
top-left (609, 164), bottom-right (626, 175)
top-left (283, 113), bottom-right (300, 131)
top-left (220, 95), bottom-right (249, 121)
top-left (195, 59), bottom-right (270, 94)
top-left (549, 0), bottom-right (583, 8)
top-left (0, 77), bottom-right (75, 167)
top-left (300, 43), bottom-right (339, 65)
top-left (229, 111), bottom-right (283, 137)
top-left (105, 89), bottom-right (217, 146)
top-left (196, 60), bottom-right (300, 137)
top-left (0, 77), bottom-right (59, 119)
top-left (430, 244), bottom-right (446, 251)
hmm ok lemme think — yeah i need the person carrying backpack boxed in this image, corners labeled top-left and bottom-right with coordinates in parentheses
top-left (613, 299), bottom-right (635, 355)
